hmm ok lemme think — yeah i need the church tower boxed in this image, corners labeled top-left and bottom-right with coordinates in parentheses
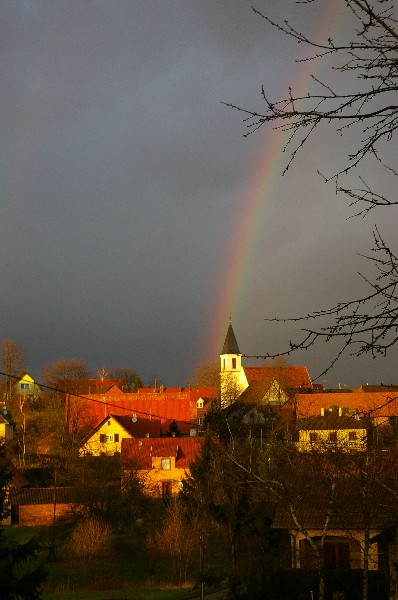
top-left (220, 321), bottom-right (248, 407)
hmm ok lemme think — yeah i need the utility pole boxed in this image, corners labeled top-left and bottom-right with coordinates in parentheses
top-left (199, 532), bottom-right (204, 600)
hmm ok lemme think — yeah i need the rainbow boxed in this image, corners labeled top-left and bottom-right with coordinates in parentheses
top-left (204, 1), bottom-right (349, 360)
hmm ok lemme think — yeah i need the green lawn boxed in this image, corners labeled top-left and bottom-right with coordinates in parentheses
top-left (42, 587), bottom-right (195, 600)
top-left (3, 525), bottom-right (201, 600)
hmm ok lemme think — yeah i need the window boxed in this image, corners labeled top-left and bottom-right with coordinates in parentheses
top-left (348, 431), bottom-right (357, 441)
top-left (20, 383), bottom-right (29, 390)
top-left (328, 432), bottom-right (337, 442)
top-left (324, 541), bottom-right (350, 569)
top-left (161, 458), bottom-right (171, 470)
top-left (197, 398), bottom-right (204, 408)
top-left (198, 417), bottom-right (203, 426)
top-left (100, 434), bottom-right (119, 443)
top-left (232, 358), bottom-right (236, 369)
top-left (309, 432), bottom-right (318, 442)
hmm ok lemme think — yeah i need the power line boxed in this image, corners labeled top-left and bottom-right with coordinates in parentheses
top-left (0, 371), bottom-right (212, 427)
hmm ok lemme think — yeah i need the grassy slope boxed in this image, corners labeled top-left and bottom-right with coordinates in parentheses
top-left (3, 525), bottom-right (199, 600)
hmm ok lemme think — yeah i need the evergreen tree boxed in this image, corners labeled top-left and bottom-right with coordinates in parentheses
top-left (0, 445), bottom-right (46, 599)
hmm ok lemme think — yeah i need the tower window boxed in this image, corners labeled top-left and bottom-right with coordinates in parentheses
top-left (232, 358), bottom-right (236, 369)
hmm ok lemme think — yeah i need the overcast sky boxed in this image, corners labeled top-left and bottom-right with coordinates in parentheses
top-left (1, 0), bottom-right (397, 388)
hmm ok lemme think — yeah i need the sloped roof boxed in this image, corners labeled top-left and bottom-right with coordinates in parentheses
top-left (0, 413), bottom-right (12, 425)
top-left (296, 390), bottom-right (398, 419)
top-left (71, 386), bottom-right (217, 436)
top-left (112, 414), bottom-right (162, 437)
top-left (298, 412), bottom-right (371, 431)
top-left (9, 487), bottom-right (80, 505)
top-left (243, 365), bottom-right (313, 389)
top-left (356, 385), bottom-right (398, 393)
top-left (121, 436), bottom-right (203, 469)
top-left (221, 323), bottom-right (241, 355)
top-left (78, 413), bottom-right (162, 446)
top-left (272, 453), bottom-right (398, 531)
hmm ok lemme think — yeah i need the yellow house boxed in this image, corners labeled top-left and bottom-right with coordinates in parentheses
top-left (121, 437), bottom-right (203, 497)
top-left (11, 372), bottom-right (41, 398)
top-left (0, 412), bottom-right (13, 440)
top-left (79, 413), bottom-right (161, 456)
top-left (297, 407), bottom-right (370, 452)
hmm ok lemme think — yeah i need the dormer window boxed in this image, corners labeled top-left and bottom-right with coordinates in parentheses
top-left (161, 458), bottom-right (171, 470)
top-left (232, 358), bottom-right (236, 369)
top-left (197, 398), bottom-right (204, 408)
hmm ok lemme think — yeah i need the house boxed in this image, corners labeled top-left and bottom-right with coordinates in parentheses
top-left (10, 372), bottom-right (41, 399)
top-left (0, 412), bottom-right (13, 441)
top-left (295, 387), bottom-right (398, 423)
top-left (70, 386), bottom-right (217, 437)
top-left (121, 436), bottom-right (202, 497)
top-left (9, 487), bottom-right (78, 526)
top-left (297, 407), bottom-right (371, 452)
top-left (79, 413), bottom-right (162, 456)
top-left (272, 454), bottom-right (398, 571)
top-left (220, 321), bottom-right (312, 407)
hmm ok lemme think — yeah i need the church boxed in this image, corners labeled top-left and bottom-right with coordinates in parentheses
top-left (219, 321), bottom-right (313, 407)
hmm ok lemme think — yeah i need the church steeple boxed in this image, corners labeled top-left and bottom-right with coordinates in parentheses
top-left (221, 321), bottom-right (241, 355)
top-left (219, 320), bottom-right (248, 407)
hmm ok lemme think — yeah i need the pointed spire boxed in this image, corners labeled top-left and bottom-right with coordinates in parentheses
top-left (221, 321), bottom-right (241, 355)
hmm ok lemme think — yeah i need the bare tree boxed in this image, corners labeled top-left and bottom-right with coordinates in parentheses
top-left (67, 516), bottom-right (113, 583)
top-left (190, 360), bottom-right (220, 389)
top-left (41, 358), bottom-right (90, 390)
top-left (148, 499), bottom-right (201, 585)
top-left (227, 0), bottom-right (398, 374)
top-left (2, 339), bottom-right (25, 403)
top-left (109, 366), bottom-right (142, 392)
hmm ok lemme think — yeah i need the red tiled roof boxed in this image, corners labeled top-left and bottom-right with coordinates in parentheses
top-left (243, 365), bottom-right (312, 389)
top-left (70, 386), bottom-right (217, 436)
top-left (121, 436), bottom-right (203, 469)
top-left (296, 391), bottom-right (398, 419)
top-left (79, 414), bottom-right (162, 446)
top-left (112, 414), bottom-right (161, 437)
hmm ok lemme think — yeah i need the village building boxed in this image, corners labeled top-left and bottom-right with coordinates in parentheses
top-left (69, 385), bottom-right (217, 438)
top-left (220, 321), bottom-right (312, 407)
top-left (79, 413), bottom-right (161, 456)
top-left (121, 436), bottom-right (202, 497)
top-left (9, 487), bottom-right (78, 526)
top-left (272, 454), bottom-right (398, 572)
top-left (297, 407), bottom-right (372, 452)
top-left (0, 411), bottom-right (13, 441)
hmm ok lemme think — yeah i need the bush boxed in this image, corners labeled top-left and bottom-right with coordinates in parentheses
top-left (67, 517), bottom-right (113, 582)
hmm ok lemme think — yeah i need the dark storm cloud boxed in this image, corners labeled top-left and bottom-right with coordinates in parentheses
top-left (1, 0), bottom-right (397, 387)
